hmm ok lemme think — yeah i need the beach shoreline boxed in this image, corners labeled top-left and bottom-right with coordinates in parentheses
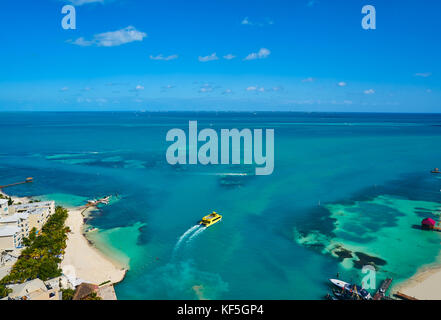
top-left (392, 252), bottom-right (441, 300)
top-left (1, 190), bottom-right (127, 286)
top-left (61, 205), bottom-right (127, 285)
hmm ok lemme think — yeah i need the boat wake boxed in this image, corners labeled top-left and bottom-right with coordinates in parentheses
top-left (186, 226), bottom-right (207, 243)
top-left (172, 225), bottom-right (201, 257)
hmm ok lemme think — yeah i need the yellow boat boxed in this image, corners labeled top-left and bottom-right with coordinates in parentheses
top-left (199, 212), bottom-right (222, 227)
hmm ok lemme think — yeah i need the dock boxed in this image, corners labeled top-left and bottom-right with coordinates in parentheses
top-left (0, 177), bottom-right (33, 189)
top-left (373, 278), bottom-right (393, 300)
top-left (85, 195), bottom-right (111, 207)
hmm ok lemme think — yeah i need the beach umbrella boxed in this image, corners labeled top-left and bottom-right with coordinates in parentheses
top-left (422, 218), bottom-right (436, 227)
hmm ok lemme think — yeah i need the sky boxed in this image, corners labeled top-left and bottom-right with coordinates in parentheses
top-left (0, 0), bottom-right (440, 112)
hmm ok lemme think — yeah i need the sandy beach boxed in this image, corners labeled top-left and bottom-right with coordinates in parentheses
top-left (393, 255), bottom-right (441, 300)
top-left (1, 190), bottom-right (127, 285)
top-left (61, 206), bottom-right (127, 285)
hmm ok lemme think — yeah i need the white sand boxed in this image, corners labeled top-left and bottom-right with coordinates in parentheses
top-left (393, 261), bottom-right (441, 300)
top-left (61, 207), bottom-right (126, 285)
top-left (1, 190), bottom-right (127, 286)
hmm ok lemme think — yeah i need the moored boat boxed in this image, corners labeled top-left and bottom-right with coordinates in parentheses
top-left (329, 279), bottom-right (372, 300)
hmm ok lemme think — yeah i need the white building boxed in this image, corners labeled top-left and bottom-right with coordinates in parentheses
top-left (0, 225), bottom-right (22, 250)
top-left (11, 201), bottom-right (55, 216)
top-left (0, 201), bottom-right (54, 252)
top-left (6, 278), bottom-right (62, 300)
top-left (0, 212), bottom-right (30, 239)
top-left (25, 207), bottom-right (50, 232)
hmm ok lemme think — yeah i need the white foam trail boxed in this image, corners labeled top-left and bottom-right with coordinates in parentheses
top-left (187, 226), bottom-right (207, 243)
top-left (173, 225), bottom-right (200, 256)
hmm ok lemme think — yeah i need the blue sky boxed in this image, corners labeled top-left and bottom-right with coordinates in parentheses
top-left (0, 0), bottom-right (440, 112)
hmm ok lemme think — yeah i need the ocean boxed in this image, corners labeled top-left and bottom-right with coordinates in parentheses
top-left (1, 111), bottom-right (441, 299)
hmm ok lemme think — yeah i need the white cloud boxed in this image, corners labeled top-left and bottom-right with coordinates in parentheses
top-left (241, 17), bottom-right (274, 26)
top-left (246, 86), bottom-right (266, 92)
top-left (60, 87), bottom-right (69, 92)
top-left (198, 53), bottom-right (219, 62)
top-left (302, 77), bottom-right (315, 83)
top-left (70, 37), bottom-right (92, 46)
top-left (364, 89), bottom-right (375, 95)
top-left (69, 26), bottom-right (147, 47)
top-left (244, 48), bottom-right (271, 61)
top-left (223, 89), bottom-right (233, 94)
top-left (337, 81), bottom-right (347, 87)
top-left (135, 85), bottom-right (144, 91)
top-left (149, 54), bottom-right (178, 61)
top-left (199, 84), bottom-right (215, 93)
top-left (415, 72), bottom-right (432, 77)
top-left (241, 17), bottom-right (252, 25)
top-left (223, 54), bottom-right (236, 60)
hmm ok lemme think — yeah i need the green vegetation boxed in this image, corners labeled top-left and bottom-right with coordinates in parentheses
top-left (61, 288), bottom-right (75, 300)
top-left (0, 206), bottom-right (70, 287)
top-left (83, 292), bottom-right (102, 300)
top-left (0, 285), bottom-right (12, 297)
top-left (0, 194), bottom-right (14, 205)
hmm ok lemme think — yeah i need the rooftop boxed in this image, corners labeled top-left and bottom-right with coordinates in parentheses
top-left (0, 225), bottom-right (20, 237)
top-left (25, 207), bottom-right (49, 216)
top-left (7, 279), bottom-right (48, 299)
top-left (73, 283), bottom-right (99, 300)
top-left (13, 201), bottom-right (54, 211)
top-left (0, 212), bottom-right (29, 223)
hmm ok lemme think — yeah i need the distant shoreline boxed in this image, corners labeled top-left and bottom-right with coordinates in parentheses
top-left (2, 110), bottom-right (441, 115)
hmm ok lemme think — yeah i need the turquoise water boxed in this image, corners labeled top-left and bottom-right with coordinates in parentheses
top-left (1, 112), bottom-right (441, 299)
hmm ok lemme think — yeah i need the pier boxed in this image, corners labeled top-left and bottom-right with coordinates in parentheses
top-left (394, 291), bottom-right (418, 301)
top-left (85, 195), bottom-right (111, 207)
top-left (0, 177), bottom-right (33, 189)
top-left (373, 278), bottom-right (393, 300)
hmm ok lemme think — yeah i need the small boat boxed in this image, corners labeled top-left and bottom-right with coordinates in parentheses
top-left (332, 288), bottom-right (359, 300)
top-left (199, 212), bottom-right (222, 227)
top-left (325, 293), bottom-right (338, 300)
top-left (329, 279), bottom-right (372, 300)
top-left (431, 168), bottom-right (441, 174)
